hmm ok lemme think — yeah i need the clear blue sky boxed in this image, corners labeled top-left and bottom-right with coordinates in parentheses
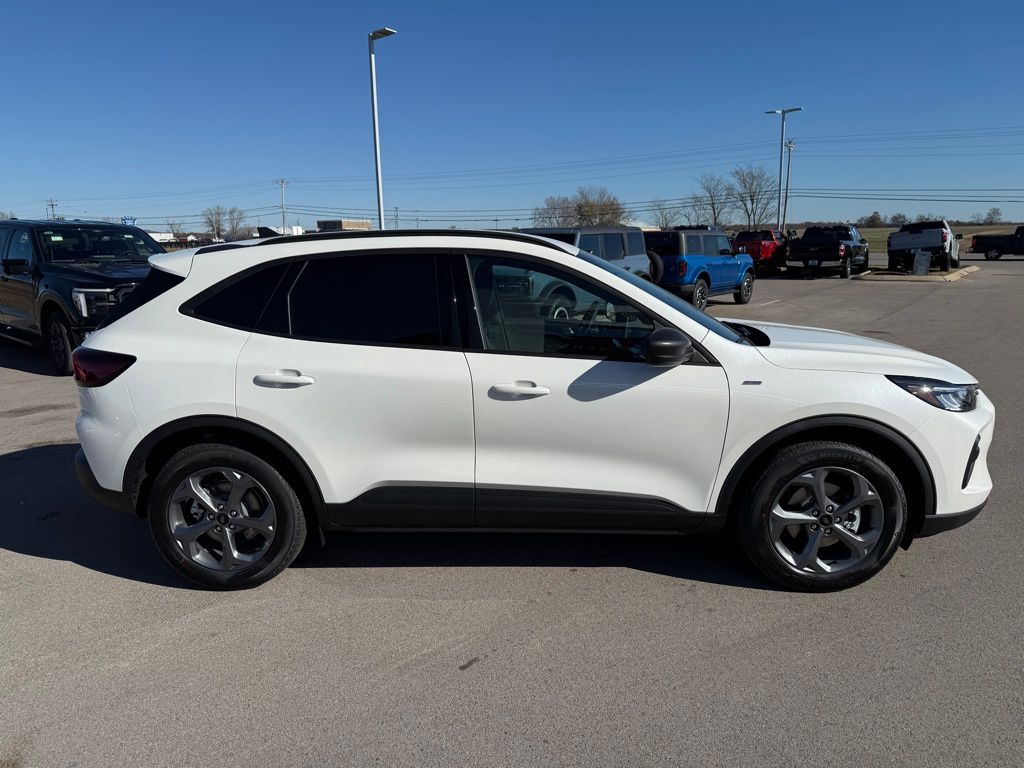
top-left (2, 0), bottom-right (1022, 230)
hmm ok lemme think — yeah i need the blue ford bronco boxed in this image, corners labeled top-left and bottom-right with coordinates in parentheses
top-left (643, 226), bottom-right (755, 310)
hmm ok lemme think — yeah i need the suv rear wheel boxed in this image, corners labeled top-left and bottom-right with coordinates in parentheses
top-left (736, 441), bottom-right (907, 591)
top-left (148, 444), bottom-right (307, 589)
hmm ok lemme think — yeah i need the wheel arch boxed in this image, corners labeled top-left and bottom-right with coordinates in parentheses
top-left (38, 292), bottom-right (73, 331)
top-left (712, 415), bottom-right (935, 547)
top-left (123, 416), bottom-right (327, 531)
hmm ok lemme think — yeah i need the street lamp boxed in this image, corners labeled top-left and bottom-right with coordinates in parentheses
top-left (368, 26), bottom-right (397, 230)
top-left (782, 139), bottom-right (795, 234)
top-left (765, 107), bottom-right (803, 229)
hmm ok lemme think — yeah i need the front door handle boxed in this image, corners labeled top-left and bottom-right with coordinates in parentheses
top-left (490, 380), bottom-right (550, 398)
top-left (253, 369), bottom-right (315, 389)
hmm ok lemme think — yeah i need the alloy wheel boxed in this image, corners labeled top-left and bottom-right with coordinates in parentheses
top-left (166, 467), bottom-right (277, 571)
top-left (694, 282), bottom-right (708, 310)
top-left (769, 466), bottom-right (891, 575)
top-left (741, 275), bottom-right (753, 301)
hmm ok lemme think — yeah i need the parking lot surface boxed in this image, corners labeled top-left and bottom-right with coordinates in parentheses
top-left (1, 253), bottom-right (1022, 767)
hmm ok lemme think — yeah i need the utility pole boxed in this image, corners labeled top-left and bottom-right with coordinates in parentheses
top-left (275, 179), bottom-right (288, 232)
top-left (368, 27), bottom-right (397, 230)
top-left (493, 217), bottom-right (499, 230)
top-left (393, 206), bottom-right (399, 229)
top-left (415, 217), bottom-right (420, 229)
top-left (46, 198), bottom-right (57, 219)
top-left (782, 140), bottom-right (795, 234)
top-left (765, 107), bottom-right (803, 229)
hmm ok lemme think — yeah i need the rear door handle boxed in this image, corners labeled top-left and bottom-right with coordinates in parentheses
top-left (253, 369), bottom-right (315, 389)
top-left (490, 380), bottom-right (550, 398)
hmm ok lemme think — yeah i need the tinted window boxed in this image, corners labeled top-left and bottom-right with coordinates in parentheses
top-left (600, 233), bottom-right (625, 261)
top-left (685, 235), bottom-right (703, 254)
top-left (643, 232), bottom-right (682, 257)
top-left (190, 262), bottom-right (291, 330)
top-left (578, 233), bottom-right (600, 256)
top-left (627, 231), bottom-right (645, 256)
top-left (7, 229), bottom-right (36, 265)
top-left (36, 226), bottom-right (163, 262)
top-left (803, 227), bottom-right (848, 241)
top-left (734, 231), bottom-right (757, 242)
top-left (287, 253), bottom-right (443, 346)
top-left (714, 235), bottom-right (732, 254)
top-left (99, 268), bottom-right (185, 329)
top-left (0, 228), bottom-right (11, 259)
top-left (468, 255), bottom-right (655, 361)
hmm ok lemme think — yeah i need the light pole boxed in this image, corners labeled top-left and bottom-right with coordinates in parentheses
top-left (782, 139), bottom-right (795, 234)
top-left (765, 107), bottom-right (803, 229)
top-left (368, 27), bottom-right (397, 230)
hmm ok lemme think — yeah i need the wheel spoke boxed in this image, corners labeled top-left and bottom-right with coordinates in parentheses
top-left (172, 518), bottom-right (215, 549)
top-left (219, 527), bottom-right (240, 569)
top-left (835, 474), bottom-right (879, 518)
top-left (770, 505), bottom-right (817, 535)
top-left (225, 472), bottom-right (258, 514)
top-left (234, 507), bottom-right (275, 535)
top-left (187, 475), bottom-right (219, 514)
top-left (792, 526), bottom-right (826, 572)
top-left (832, 524), bottom-right (880, 559)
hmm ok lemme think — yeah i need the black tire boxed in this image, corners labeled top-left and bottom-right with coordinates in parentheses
top-left (788, 267), bottom-right (803, 279)
top-left (838, 258), bottom-right (851, 279)
top-left (984, 250), bottom-right (1000, 261)
top-left (733, 270), bottom-right (754, 304)
top-left (939, 251), bottom-right (951, 272)
top-left (690, 278), bottom-right (709, 311)
top-left (46, 313), bottom-right (74, 375)
top-left (544, 293), bottom-right (574, 320)
top-left (646, 250), bottom-right (664, 283)
top-left (148, 443), bottom-right (308, 589)
top-left (887, 258), bottom-right (900, 272)
top-left (735, 441), bottom-right (907, 592)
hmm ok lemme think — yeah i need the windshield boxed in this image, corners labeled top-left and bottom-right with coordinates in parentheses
top-left (575, 249), bottom-right (746, 344)
top-left (37, 226), bottom-right (165, 262)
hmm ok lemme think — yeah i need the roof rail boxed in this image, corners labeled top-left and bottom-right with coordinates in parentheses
top-left (251, 228), bottom-right (571, 251)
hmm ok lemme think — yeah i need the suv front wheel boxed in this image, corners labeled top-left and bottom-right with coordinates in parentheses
top-left (46, 313), bottom-right (75, 375)
top-left (148, 444), bottom-right (308, 589)
top-left (736, 441), bottom-right (907, 591)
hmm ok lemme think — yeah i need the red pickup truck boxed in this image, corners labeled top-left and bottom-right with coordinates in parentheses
top-left (733, 229), bottom-right (784, 272)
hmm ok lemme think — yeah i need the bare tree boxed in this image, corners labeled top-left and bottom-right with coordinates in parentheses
top-left (856, 211), bottom-right (885, 228)
top-left (202, 205), bottom-right (227, 241)
top-left (226, 207), bottom-right (248, 240)
top-left (984, 207), bottom-right (1002, 224)
top-left (533, 187), bottom-right (625, 227)
top-left (889, 212), bottom-right (909, 227)
top-left (167, 220), bottom-right (187, 239)
top-left (0, 210), bottom-right (14, 220)
top-left (730, 165), bottom-right (776, 227)
top-left (648, 199), bottom-right (681, 229)
top-left (695, 173), bottom-right (736, 226)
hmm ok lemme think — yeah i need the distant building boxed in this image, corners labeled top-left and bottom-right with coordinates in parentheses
top-left (147, 231), bottom-right (199, 243)
top-left (316, 219), bottom-right (372, 232)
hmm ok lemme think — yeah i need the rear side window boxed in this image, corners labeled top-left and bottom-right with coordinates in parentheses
top-left (686, 235), bottom-right (703, 254)
top-left (286, 253), bottom-right (444, 346)
top-left (187, 261), bottom-right (291, 331)
top-left (600, 233), bottom-right (625, 261)
top-left (578, 233), bottom-right (600, 255)
top-left (98, 268), bottom-right (185, 330)
top-left (627, 231), bottom-right (645, 256)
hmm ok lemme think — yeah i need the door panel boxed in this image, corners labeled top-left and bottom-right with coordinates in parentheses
top-left (467, 352), bottom-right (729, 525)
top-left (1, 229), bottom-right (38, 329)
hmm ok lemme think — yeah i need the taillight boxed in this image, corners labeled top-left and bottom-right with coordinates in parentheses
top-left (678, 259), bottom-right (687, 277)
top-left (887, 235), bottom-right (891, 247)
top-left (72, 347), bottom-right (137, 388)
top-left (971, 236), bottom-right (977, 249)
top-left (838, 243), bottom-right (846, 256)
top-left (942, 230), bottom-right (949, 243)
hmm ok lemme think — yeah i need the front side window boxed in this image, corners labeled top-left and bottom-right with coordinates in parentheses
top-left (0, 228), bottom-right (12, 260)
top-left (714, 235), bottom-right (732, 255)
top-left (286, 253), bottom-right (444, 346)
top-left (467, 255), bottom-right (655, 362)
top-left (627, 231), bottom-right (645, 256)
top-left (7, 229), bottom-right (36, 265)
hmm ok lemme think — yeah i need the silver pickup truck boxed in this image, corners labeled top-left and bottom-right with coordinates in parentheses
top-left (886, 220), bottom-right (962, 272)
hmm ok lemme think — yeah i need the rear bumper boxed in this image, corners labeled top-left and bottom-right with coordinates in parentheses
top-left (786, 259), bottom-right (842, 269)
top-left (918, 500), bottom-right (986, 537)
top-left (75, 448), bottom-right (135, 516)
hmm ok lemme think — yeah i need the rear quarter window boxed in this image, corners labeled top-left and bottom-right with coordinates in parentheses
top-left (183, 261), bottom-right (292, 331)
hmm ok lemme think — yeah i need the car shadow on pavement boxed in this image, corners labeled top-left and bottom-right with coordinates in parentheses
top-left (0, 443), bottom-right (188, 588)
top-left (295, 529), bottom-right (773, 590)
top-left (0, 338), bottom-right (57, 376)
top-left (0, 443), bottom-right (772, 591)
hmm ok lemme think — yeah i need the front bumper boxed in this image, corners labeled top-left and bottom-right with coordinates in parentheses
top-left (75, 448), bottom-right (134, 516)
top-left (918, 501), bottom-right (986, 537)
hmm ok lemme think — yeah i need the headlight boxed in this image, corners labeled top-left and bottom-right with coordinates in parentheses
top-left (887, 375), bottom-right (978, 412)
top-left (71, 288), bottom-right (117, 318)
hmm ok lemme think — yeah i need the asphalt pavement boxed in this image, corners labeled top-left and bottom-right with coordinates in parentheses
top-left (1, 252), bottom-right (1021, 767)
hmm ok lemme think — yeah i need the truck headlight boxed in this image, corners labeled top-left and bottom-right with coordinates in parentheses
top-left (887, 375), bottom-right (978, 412)
top-left (71, 288), bottom-right (117, 318)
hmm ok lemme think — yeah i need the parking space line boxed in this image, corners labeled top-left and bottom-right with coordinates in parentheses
top-left (756, 299), bottom-right (782, 307)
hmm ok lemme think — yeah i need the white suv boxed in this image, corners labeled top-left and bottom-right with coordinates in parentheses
top-left (73, 231), bottom-right (994, 590)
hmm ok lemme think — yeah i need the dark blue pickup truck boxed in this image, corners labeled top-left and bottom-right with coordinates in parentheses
top-left (643, 226), bottom-right (755, 310)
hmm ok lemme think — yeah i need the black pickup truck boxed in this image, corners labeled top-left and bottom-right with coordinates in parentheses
top-left (971, 226), bottom-right (1024, 260)
top-left (782, 224), bottom-right (870, 278)
top-left (0, 219), bottom-right (162, 373)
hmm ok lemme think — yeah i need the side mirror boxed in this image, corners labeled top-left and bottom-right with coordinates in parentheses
top-left (737, 246), bottom-right (747, 254)
top-left (1, 258), bottom-right (30, 275)
top-left (860, 238), bottom-right (868, 245)
top-left (955, 233), bottom-right (963, 240)
top-left (645, 327), bottom-right (694, 367)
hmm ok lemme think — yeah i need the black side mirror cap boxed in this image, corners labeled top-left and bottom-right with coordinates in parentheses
top-left (955, 233), bottom-right (963, 239)
top-left (645, 327), bottom-right (694, 367)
